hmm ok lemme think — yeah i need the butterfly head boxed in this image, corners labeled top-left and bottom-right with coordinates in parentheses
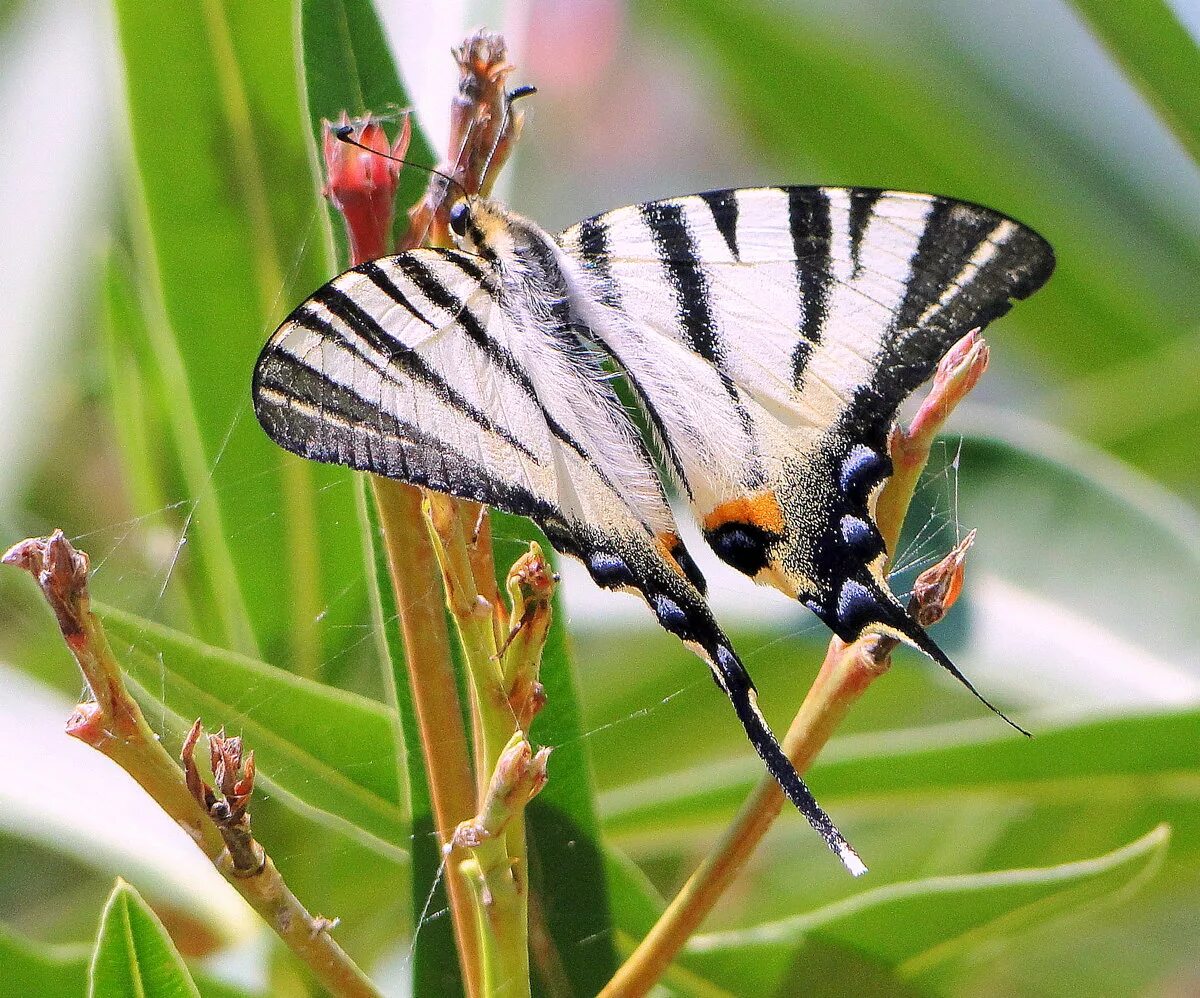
top-left (446, 196), bottom-right (518, 263)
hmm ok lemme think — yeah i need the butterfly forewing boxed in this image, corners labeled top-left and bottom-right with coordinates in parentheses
top-left (257, 248), bottom-right (667, 540)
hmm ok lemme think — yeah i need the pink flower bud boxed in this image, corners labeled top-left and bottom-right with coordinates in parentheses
top-left (322, 113), bottom-right (411, 264)
top-left (912, 530), bottom-right (976, 627)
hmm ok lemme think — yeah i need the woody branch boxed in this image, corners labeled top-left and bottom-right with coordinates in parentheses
top-left (1, 531), bottom-right (380, 998)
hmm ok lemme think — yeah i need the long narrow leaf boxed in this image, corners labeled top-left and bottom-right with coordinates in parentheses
top-left (1068, 0), bottom-right (1200, 169)
top-left (681, 826), bottom-right (1169, 994)
top-left (603, 704), bottom-right (1200, 838)
top-left (96, 602), bottom-right (408, 858)
top-left (111, 0), bottom-right (365, 674)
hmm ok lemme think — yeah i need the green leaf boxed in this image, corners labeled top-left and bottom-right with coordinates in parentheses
top-left (604, 699), bottom-right (1200, 840)
top-left (0, 923), bottom-right (88, 998)
top-left (111, 0), bottom-right (366, 676)
top-left (300, 0), bottom-right (437, 258)
top-left (680, 825), bottom-right (1170, 994)
top-left (947, 412), bottom-right (1200, 700)
top-left (95, 602), bottom-right (407, 858)
top-left (1068, 0), bottom-right (1200, 169)
top-left (0, 921), bottom-right (253, 998)
top-left (603, 845), bottom-right (667, 942)
top-left (99, 249), bottom-right (219, 642)
top-left (88, 880), bottom-right (200, 998)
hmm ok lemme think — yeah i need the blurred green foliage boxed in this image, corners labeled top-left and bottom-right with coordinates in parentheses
top-left (0, 0), bottom-right (1197, 995)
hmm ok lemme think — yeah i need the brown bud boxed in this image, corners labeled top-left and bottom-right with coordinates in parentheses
top-left (3, 530), bottom-right (90, 638)
top-left (911, 530), bottom-right (976, 628)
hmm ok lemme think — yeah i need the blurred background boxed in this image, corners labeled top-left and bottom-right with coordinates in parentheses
top-left (1, 0), bottom-right (1198, 995)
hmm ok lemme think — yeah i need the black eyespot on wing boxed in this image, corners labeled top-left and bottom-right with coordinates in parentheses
top-left (705, 522), bottom-right (775, 578)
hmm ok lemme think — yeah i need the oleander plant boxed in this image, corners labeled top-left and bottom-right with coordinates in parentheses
top-left (0, 2), bottom-right (1197, 996)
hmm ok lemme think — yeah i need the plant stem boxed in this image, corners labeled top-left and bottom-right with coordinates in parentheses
top-left (369, 478), bottom-right (484, 998)
top-left (427, 492), bottom-right (547, 998)
top-left (451, 734), bottom-right (550, 998)
top-left (3, 532), bottom-right (380, 998)
top-left (599, 635), bottom-right (883, 998)
top-left (426, 493), bottom-right (516, 795)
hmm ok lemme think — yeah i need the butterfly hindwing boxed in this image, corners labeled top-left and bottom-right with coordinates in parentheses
top-left (558, 187), bottom-right (1054, 686)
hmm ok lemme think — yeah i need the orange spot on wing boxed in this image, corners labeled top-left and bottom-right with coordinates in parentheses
top-left (653, 531), bottom-right (686, 577)
top-left (702, 491), bottom-right (786, 535)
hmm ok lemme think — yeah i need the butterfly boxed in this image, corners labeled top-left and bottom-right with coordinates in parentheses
top-left (253, 184), bottom-right (1054, 873)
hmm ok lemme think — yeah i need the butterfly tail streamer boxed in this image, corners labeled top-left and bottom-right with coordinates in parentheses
top-left (901, 618), bottom-right (1031, 737)
top-left (860, 578), bottom-right (1031, 737)
top-left (709, 642), bottom-right (867, 876)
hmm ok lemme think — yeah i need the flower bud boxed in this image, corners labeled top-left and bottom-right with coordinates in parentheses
top-left (911, 530), bottom-right (976, 628)
top-left (322, 113), bottom-right (411, 264)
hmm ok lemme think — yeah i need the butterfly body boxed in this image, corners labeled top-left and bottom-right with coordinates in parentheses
top-left (254, 185), bottom-right (1054, 872)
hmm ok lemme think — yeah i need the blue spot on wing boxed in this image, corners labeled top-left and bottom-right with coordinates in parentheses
top-left (587, 551), bottom-right (635, 589)
top-left (839, 515), bottom-right (874, 548)
top-left (652, 594), bottom-right (690, 636)
top-left (839, 444), bottom-right (888, 504)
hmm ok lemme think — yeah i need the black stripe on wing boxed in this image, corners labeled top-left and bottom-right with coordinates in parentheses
top-left (699, 189), bottom-right (740, 260)
top-left (383, 254), bottom-right (541, 401)
top-left (847, 188), bottom-right (884, 278)
top-left (571, 215), bottom-right (697, 501)
top-left (640, 201), bottom-right (726, 370)
top-left (786, 187), bottom-right (833, 386)
top-left (254, 349), bottom-right (553, 520)
top-left (300, 288), bottom-right (538, 461)
top-left (839, 195), bottom-right (1055, 448)
top-left (640, 200), bottom-right (760, 475)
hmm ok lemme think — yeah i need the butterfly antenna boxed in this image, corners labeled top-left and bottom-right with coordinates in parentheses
top-left (331, 122), bottom-right (470, 203)
top-left (710, 642), bottom-right (867, 876)
top-left (479, 84), bottom-right (538, 194)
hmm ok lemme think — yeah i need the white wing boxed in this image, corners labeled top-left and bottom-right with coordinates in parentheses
top-left (253, 243), bottom-right (865, 873)
top-left (558, 187), bottom-right (1053, 720)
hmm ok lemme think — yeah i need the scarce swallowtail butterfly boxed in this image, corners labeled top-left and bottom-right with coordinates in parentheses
top-left (253, 185), bottom-right (1054, 874)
